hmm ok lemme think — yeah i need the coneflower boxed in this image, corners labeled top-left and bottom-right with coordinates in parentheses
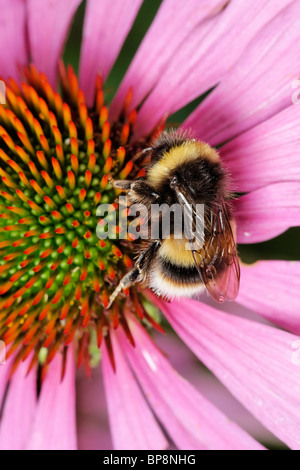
top-left (0, 0), bottom-right (300, 451)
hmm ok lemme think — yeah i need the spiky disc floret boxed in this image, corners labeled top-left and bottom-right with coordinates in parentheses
top-left (0, 64), bottom-right (160, 376)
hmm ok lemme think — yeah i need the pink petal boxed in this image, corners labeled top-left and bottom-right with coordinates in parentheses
top-left (109, 0), bottom-right (226, 121)
top-left (152, 331), bottom-right (280, 445)
top-left (26, 347), bottom-right (77, 450)
top-left (162, 298), bottom-right (300, 449)
top-left (134, 0), bottom-right (295, 138)
top-left (238, 261), bottom-right (300, 334)
top-left (101, 333), bottom-right (167, 450)
top-left (0, 357), bottom-right (37, 450)
top-left (184, 1), bottom-right (300, 145)
top-left (220, 105), bottom-right (300, 192)
top-left (120, 315), bottom-right (264, 450)
top-left (0, 0), bottom-right (28, 81)
top-left (234, 182), bottom-right (300, 244)
top-left (27, 0), bottom-right (81, 88)
top-left (79, 0), bottom-right (143, 106)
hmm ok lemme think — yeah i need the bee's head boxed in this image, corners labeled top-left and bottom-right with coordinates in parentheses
top-left (169, 158), bottom-right (226, 205)
top-left (147, 138), bottom-right (228, 205)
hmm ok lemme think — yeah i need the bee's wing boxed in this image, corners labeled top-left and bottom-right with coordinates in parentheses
top-left (191, 203), bottom-right (240, 303)
top-left (172, 182), bottom-right (240, 303)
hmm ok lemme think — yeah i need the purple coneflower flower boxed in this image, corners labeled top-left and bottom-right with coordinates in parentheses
top-left (0, 0), bottom-right (300, 450)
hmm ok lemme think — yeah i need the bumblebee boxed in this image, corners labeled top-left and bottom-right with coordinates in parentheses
top-left (108, 130), bottom-right (240, 307)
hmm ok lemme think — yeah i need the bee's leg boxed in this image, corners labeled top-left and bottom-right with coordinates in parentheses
top-left (129, 179), bottom-right (160, 203)
top-left (107, 267), bottom-right (142, 309)
top-left (110, 177), bottom-right (160, 204)
top-left (109, 178), bottom-right (132, 191)
top-left (107, 241), bottom-right (160, 308)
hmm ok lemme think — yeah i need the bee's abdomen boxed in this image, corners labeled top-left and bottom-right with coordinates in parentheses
top-left (158, 258), bottom-right (201, 284)
top-left (148, 254), bottom-right (205, 300)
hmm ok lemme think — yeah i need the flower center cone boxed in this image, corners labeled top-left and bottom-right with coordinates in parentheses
top-left (0, 63), bottom-right (163, 378)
